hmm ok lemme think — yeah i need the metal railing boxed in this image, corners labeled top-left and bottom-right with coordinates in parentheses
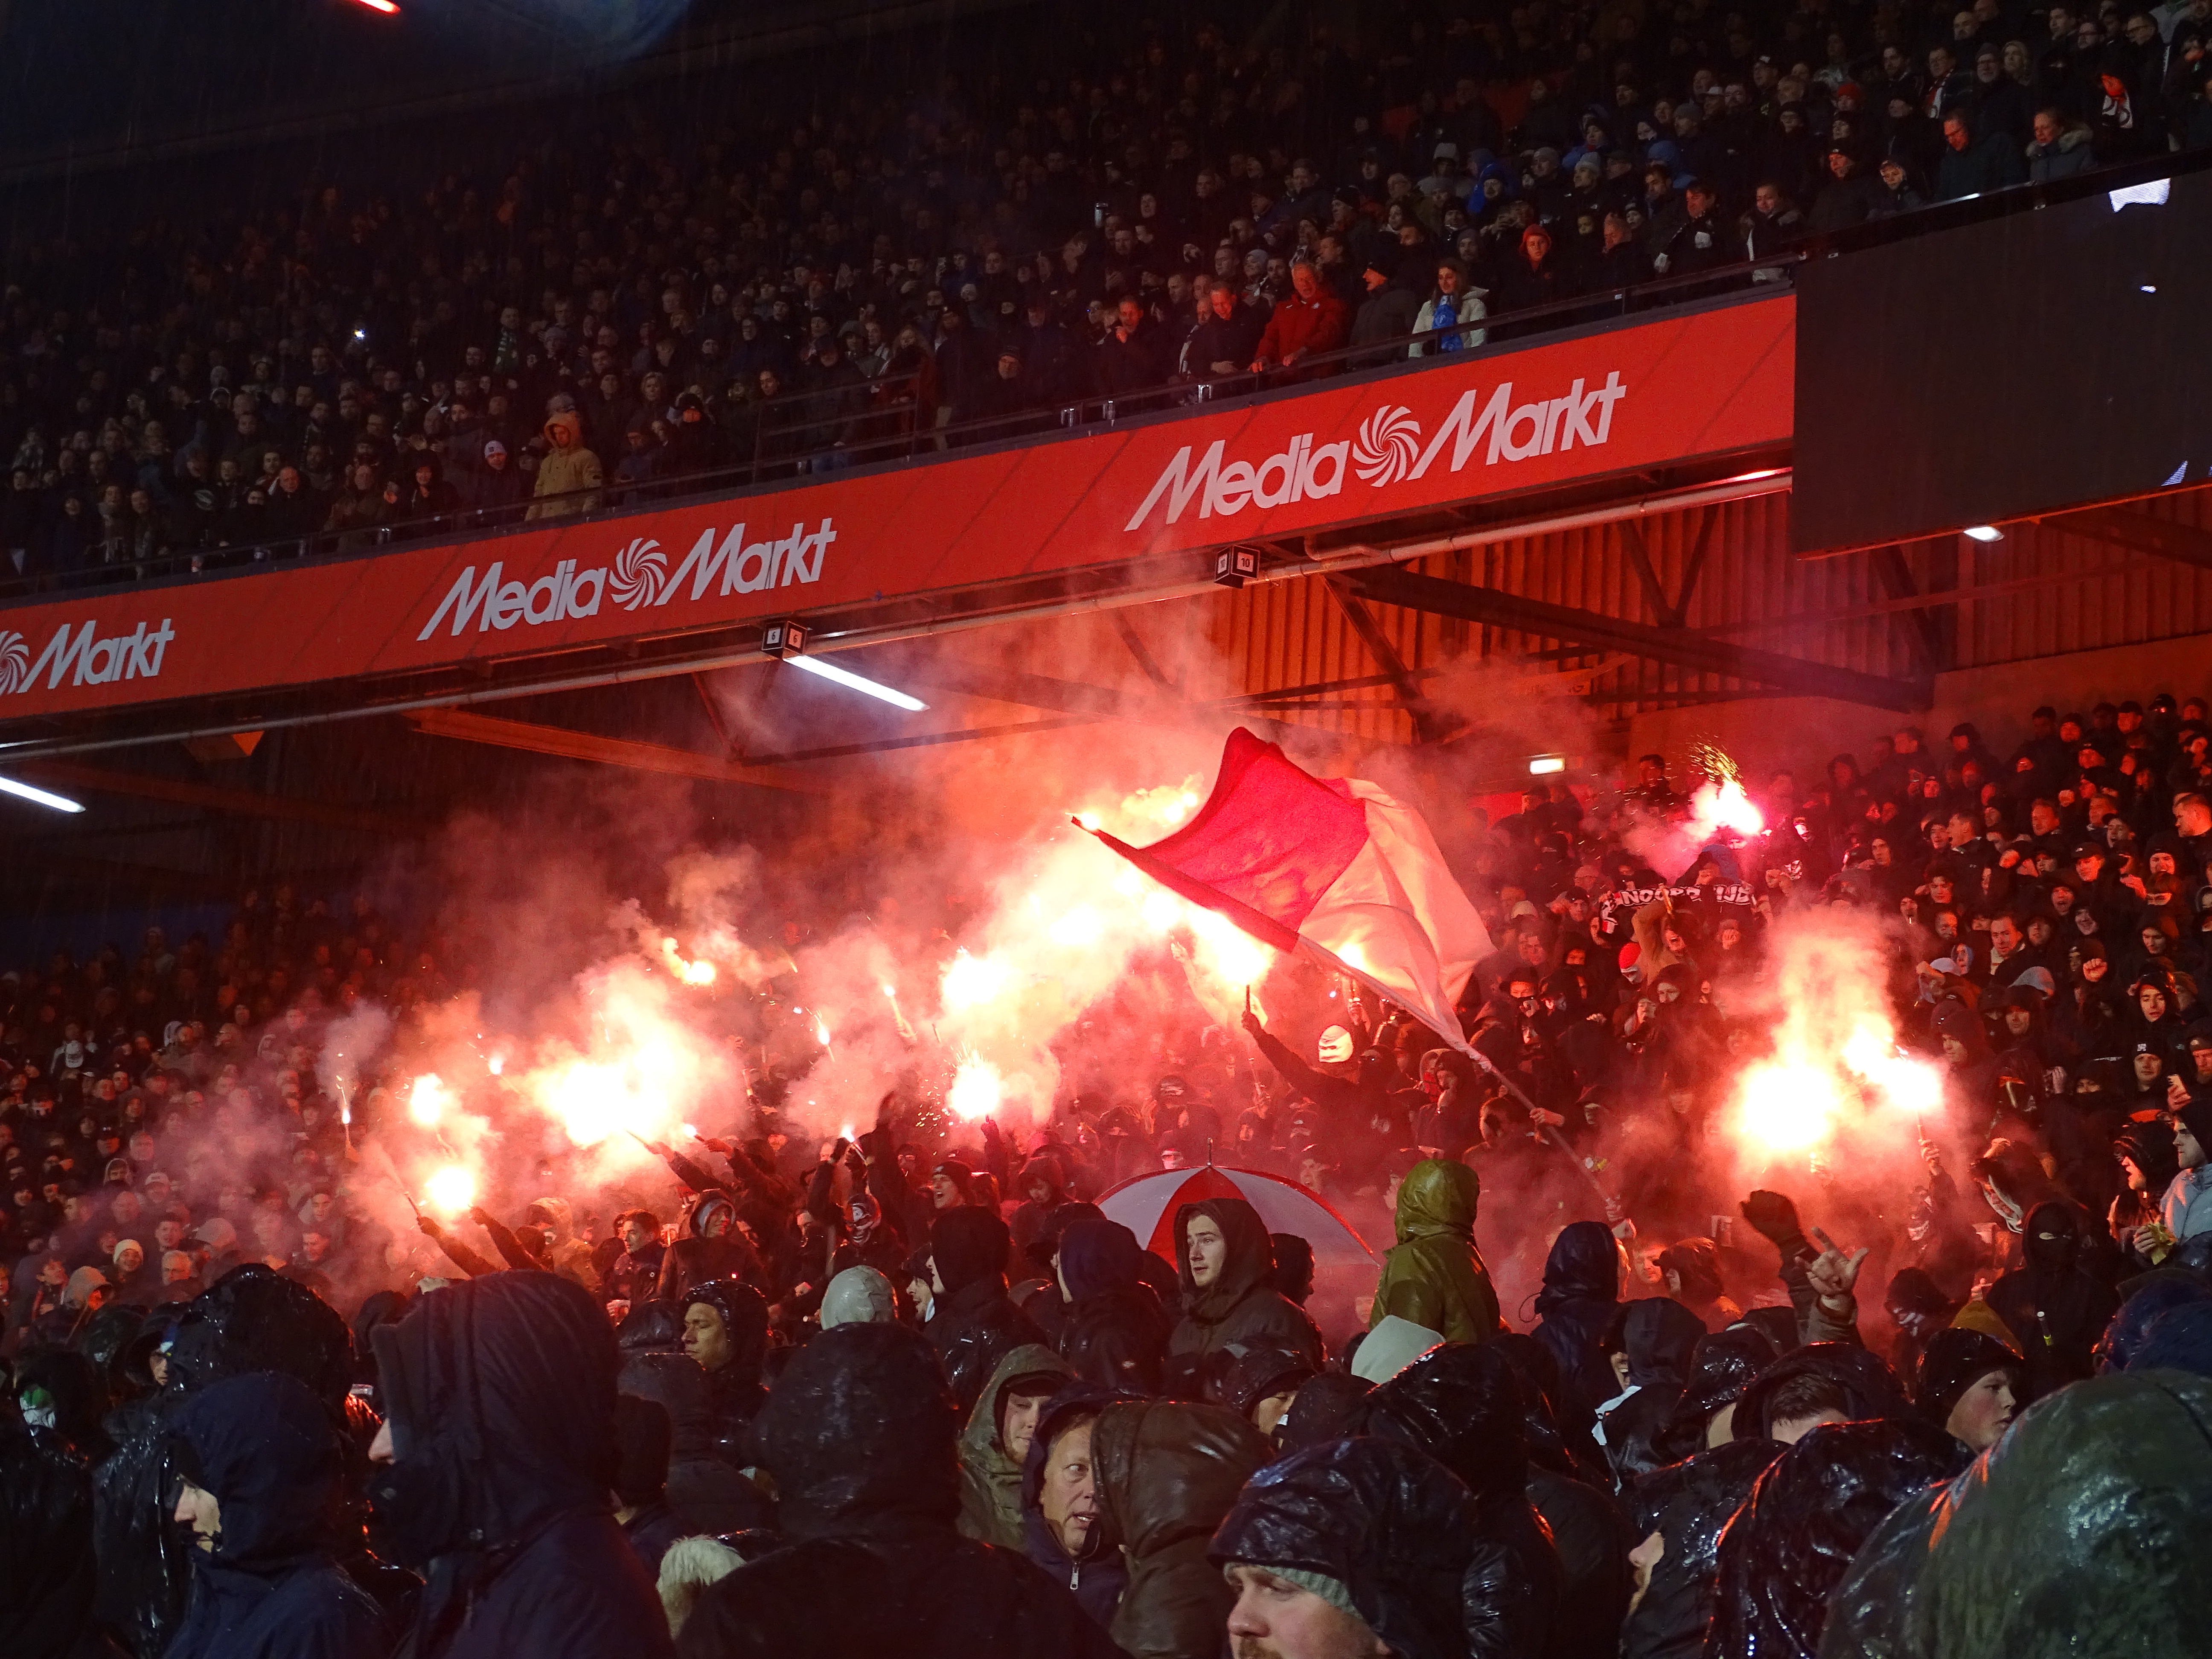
top-left (0, 253), bottom-right (1799, 602)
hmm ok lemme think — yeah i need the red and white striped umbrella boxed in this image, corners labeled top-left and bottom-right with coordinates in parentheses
top-left (1096, 1163), bottom-right (1378, 1275)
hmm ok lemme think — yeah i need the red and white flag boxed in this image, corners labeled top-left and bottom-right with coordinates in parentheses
top-left (1085, 728), bottom-right (1490, 1045)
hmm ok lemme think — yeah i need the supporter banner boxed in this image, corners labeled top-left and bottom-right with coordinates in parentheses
top-left (1793, 169), bottom-right (2212, 553)
top-left (0, 295), bottom-right (1792, 724)
top-left (1595, 882), bottom-right (1760, 929)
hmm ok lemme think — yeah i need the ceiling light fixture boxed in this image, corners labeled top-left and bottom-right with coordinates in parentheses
top-left (1962, 524), bottom-right (2004, 542)
top-left (0, 775), bottom-right (86, 813)
top-left (782, 655), bottom-right (928, 711)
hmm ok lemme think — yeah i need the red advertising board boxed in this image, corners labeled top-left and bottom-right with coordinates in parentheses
top-left (0, 295), bottom-right (1792, 724)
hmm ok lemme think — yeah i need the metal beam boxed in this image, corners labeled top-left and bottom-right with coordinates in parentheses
top-left (1869, 545), bottom-right (1945, 671)
top-left (1326, 578), bottom-right (1451, 742)
top-left (2046, 506), bottom-right (2212, 572)
top-left (401, 708), bottom-right (828, 794)
top-left (1345, 566), bottom-right (1931, 711)
top-left (1617, 522), bottom-right (1676, 625)
top-left (1664, 509), bottom-right (1720, 628)
top-left (1704, 554), bottom-right (2159, 635)
top-left (692, 673), bottom-right (738, 757)
top-left (12, 760), bottom-right (428, 836)
top-left (1112, 614), bottom-right (1180, 692)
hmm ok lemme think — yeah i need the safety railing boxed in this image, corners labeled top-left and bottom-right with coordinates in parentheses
top-left (0, 252), bottom-right (1799, 601)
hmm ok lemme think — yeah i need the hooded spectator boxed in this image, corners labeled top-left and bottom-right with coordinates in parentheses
top-left (1594, 1297), bottom-right (1706, 1482)
top-left (678, 1279), bottom-right (771, 1463)
top-left (1369, 1156), bottom-right (1504, 1345)
top-left (1211, 1436), bottom-right (1483, 1659)
top-left (1531, 1220), bottom-right (1624, 1429)
top-left (0, 1417), bottom-right (102, 1659)
top-left (1703, 1419), bottom-right (1968, 1659)
top-left (1167, 1198), bottom-right (1324, 1382)
top-left (618, 1347), bottom-right (773, 1534)
top-left (1018, 1388), bottom-right (1129, 1629)
top-left (95, 1264), bottom-right (357, 1659)
top-left (612, 1394), bottom-right (686, 1578)
top-left (1913, 1326), bottom-right (2025, 1451)
top-left (1824, 1371), bottom-right (2212, 1657)
top-left (527, 398), bottom-right (602, 520)
top-left (1055, 1217), bottom-right (1170, 1394)
top-left (164, 1370), bottom-right (388, 1659)
top-left (1350, 1341), bottom-right (1567, 1659)
top-left (819, 1264), bottom-right (898, 1327)
top-left (926, 1206), bottom-right (1047, 1414)
top-left (1985, 1199), bottom-right (2120, 1394)
top-left (676, 1322), bottom-right (1123, 1658)
top-left (367, 1271), bottom-right (670, 1659)
top-left (958, 1344), bottom-right (1074, 1548)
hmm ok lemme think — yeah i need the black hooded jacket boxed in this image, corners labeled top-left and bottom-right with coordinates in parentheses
top-left (926, 1208), bottom-right (1047, 1414)
top-left (1701, 1419), bottom-right (1967, 1659)
top-left (164, 1371), bottom-right (389, 1659)
top-left (1531, 1221), bottom-right (1622, 1431)
top-left (1055, 1218), bottom-right (1170, 1394)
top-left (1350, 1342), bottom-right (1567, 1659)
top-left (676, 1323), bottom-right (1123, 1659)
top-left (680, 1279), bottom-right (771, 1464)
top-left (1598, 1298), bottom-right (1708, 1484)
top-left (367, 1272), bottom-right (671, 1659)
top-left (655, 1192), bottom-right (770, 1303)
top-left (1209, 1436), bottom-right (1487, 1659)
top-left (1985, 1199), bottom-right (2119, 1397)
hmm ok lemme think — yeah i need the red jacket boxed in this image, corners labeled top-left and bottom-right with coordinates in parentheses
top-left (1253, 291), bottom-right (1350, 366)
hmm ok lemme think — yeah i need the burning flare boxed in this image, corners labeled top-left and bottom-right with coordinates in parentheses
top-left (948, 1056), bottom-right (1004, 1121)
top-left (407, 1074), bottom-right (451, 1127)
top-left (659, 936), bottom-right (718, 985)
top-left (425, 1164), bottom-right (476, 1214)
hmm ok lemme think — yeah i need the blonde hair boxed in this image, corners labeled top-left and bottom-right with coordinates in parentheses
top-left (657, 1535), bottom-right (745, 1636)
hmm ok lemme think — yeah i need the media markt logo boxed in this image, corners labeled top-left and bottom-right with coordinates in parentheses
top-left (1, 618), bottom-right (177, 695)
top-left (417, 516), bottom-right (838, 640)
top-left (1123, 371), bottom-right (1628, 530)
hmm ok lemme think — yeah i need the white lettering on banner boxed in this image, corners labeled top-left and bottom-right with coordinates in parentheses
top-left (3, 618), bottom-right (175, 694)
top-left (1126, 370), bottom-right (1630, 530)
top-left (413, 518), bottom-right (835, 642)
top-left (1121, 437), bottom-right (1347, 531)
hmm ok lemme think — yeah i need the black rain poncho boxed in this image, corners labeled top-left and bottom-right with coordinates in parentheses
top-left (1209, 1436), bottom-right (1484, 1659)
top-left (1620, 1439), bottom-right (1784, 1659)
top-left (1531, 1220), bottom-right (1624, 1431)
top-left (1700, 1418), bottom-right (1967, 1659)
top-left (1348, 1341), bottom-right (1566, 1659)
top-left (1819, 1371), bottom-right (2212, 1659)
top-left (0, 1421), bottom-right (99, 1659)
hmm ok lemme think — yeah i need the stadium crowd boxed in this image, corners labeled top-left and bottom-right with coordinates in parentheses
top-left (8, 0), bottom-right (2212, 583)
top-left (3, 676), bottom-right (2210, 1657)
